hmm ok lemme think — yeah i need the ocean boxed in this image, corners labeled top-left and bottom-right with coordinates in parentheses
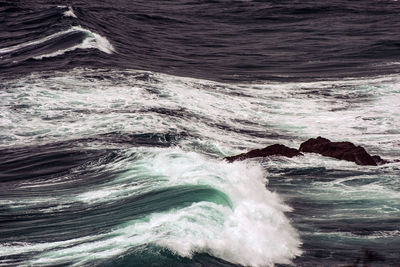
top-left (0, 1), bottom-right (399, 266)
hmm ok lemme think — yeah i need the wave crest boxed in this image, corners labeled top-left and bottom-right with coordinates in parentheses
top-left (21, 149), bottom-right (302, 266)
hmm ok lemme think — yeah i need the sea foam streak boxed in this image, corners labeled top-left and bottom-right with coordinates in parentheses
top-left (5, 149), bottom-right (300, 266)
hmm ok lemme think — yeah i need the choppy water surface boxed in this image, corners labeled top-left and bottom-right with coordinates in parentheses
top-left (1, 1), bottom-right (399, 266)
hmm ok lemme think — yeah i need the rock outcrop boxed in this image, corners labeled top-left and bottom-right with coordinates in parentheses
top-left (299, 136), bottom-right (387, 166)
top-left (224, 144), bottom-right (303, 162)
top-left (225, 136), bottom-right (389, 166)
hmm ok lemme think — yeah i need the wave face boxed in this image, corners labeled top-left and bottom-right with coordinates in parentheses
top-left (0, 25), bottom-right (114, 60)
top-left (1, 1), bottom-right (400, 266)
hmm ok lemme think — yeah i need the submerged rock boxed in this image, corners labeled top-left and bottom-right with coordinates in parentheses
top-left (299, 136), bottom-right (386, 166)
top-left (224, 144), bottom-right (303, 162)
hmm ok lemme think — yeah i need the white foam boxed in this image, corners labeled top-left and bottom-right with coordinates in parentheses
top-left (1, 69), bottom-right (399, 160)
top-left (142, 150), bottom-right (302, 266)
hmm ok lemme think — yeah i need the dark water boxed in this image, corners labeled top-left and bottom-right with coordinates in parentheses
top-left (1, 1), bottom-right (400, 266)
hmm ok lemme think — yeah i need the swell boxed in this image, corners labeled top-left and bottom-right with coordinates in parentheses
top-left (0, 4), bottom-right (115, 78)
top-left (1, 1), bottom-right (400, 81)
top-left (0, 25), bottom-right (115, 64)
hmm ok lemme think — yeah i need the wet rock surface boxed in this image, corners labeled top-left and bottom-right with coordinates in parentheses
top-left (299, 137), bottom-right (386, 166)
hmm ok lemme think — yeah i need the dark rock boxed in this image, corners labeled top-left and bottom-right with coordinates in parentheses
top-left (224, 136), bottom-right (390, 166)
top-left (371, 155), bottom-right (390, 165)
top-left (225, 144), bottom-right (303, 162)
top-left (299, 136), bottom-right (382, 166)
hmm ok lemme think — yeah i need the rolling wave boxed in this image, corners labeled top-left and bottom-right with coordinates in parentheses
top-left (0, 25), bottom-right (115, 63)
